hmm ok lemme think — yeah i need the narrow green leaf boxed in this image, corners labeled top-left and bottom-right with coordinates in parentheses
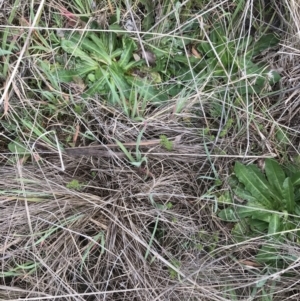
top-left (119, 37), bottom-right (136, 69)
top-left (126, 77), bottom-right (168, 102)
top-left (282, 177), bottom-right (295, 213)
top-left (21, 119), bottom-right (54, 147)
top-left (234, 162), bottom-right (273, 207)
top-left (56, 65), bottom-right (96, 82)
top-left (114, 139), bottom-right (135, 163)
top-left (82, 76), bottom-right (106, 97)
top-left (38, 60), bottom-right (60, 90)
top-left (88, 33), bottom-right (112, 64)
top-left (268, 214), bottom-right (282, 235)
top-left (111, 48), bottom-right (123, 60)
top-left (109, 63), bottom-right (130, 97)
top-left (123, 59), bottom-right (144, 72)
top-left (61, 39), bottom-right (98, 66)
top-left (135, 123), bottom-right (146, 160)
top-left (0, 48), bottom-right (13, 55)
top-left (265, 158), bottom-right (285, 196)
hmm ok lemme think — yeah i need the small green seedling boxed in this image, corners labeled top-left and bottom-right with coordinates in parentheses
top-left (66, 179), bottom-right (84, 190)
top-left (159, 135), bottom-right (173, 151)
top-left (115, 124), bottom-right (147, 168)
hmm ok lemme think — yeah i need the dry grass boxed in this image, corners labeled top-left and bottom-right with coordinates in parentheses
top-left (1, 0), bottom-right (300, 300)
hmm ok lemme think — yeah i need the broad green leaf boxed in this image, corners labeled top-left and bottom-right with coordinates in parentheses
top-left (256, 245), bottom-right (279, 264)
top-left (249, 33), bottom-right (280, 57)
top-left (295, 204), bottom-right (300, 216)
top-left (56, 65), bottom-right (97, 82)
top-left (268, 214), bottom-right (282, 235)
top-left (216, 44), bottom-right (234, 67)
top-left (111, 48), bottom-right (123, 60)
top-left (107, 78), bottom-right (127, 112)
top-left (248, 164), bottom-right (282, 205)
top-left (114, 139), bottom-right (136, 163)
top-left (251, 212), bottom-right (272, 223)
top-left (172, 55), bottom-right (200, 65)
top-left (231, 221), bottom-right (251, 242)
top-left (61, 40), bottom-right (98, 66)
top-left (139, 0), bottom-right (154, 31)
top-left (291, 171), bottom-right (300, 186)
top-left (234, 186), bottom-right (256, 203)
top-left (236, 206), bottom-right (259, 218)
top-left (109, 23), bottom-right (125, 34)
top-left (237, 36), bottom-right (253, 52)
top-left (265, 158), bottom-right (285, 196)
top-left (210, 25), bottom-right (226, 44)
top-left (234, 162), bottom-right (273, 207)
top-left (8, 141), bottom-right (30, 155)
top-left (217, 191), bottom-right (233, 204)
top-left (109, 63), bottom-right (131, 98)
top-left (198, 42), bottom-right (212, 57)
top-left (218, 208), bottom-right (239, 222)
top-left (282, 177), bottom-right (295, 213)
top-left (249, 219), bottom-right (268, 232)
top-left (97, 31), bottom-right (114, 53)
top-left (237, 202), bottom-right (270, 222)
top-left (228, 176), bottom-right (239, 188)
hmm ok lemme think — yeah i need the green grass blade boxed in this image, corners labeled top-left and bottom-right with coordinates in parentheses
top-left (135, 123), bottom-right (146, 160)
top-left (37, 60), bottom-right (61, 90)
top-left (114, 139), bottom-right (135, 162)
top-left (145, 215), bottom-right (159, 260)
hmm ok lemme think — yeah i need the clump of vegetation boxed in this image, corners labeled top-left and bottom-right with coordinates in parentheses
top-left (66, 179), bottom-right (84, 190)
top-left (159, 135), bottom-right (173, 151)
top-left (218, 159), bottom-right (300, 267)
